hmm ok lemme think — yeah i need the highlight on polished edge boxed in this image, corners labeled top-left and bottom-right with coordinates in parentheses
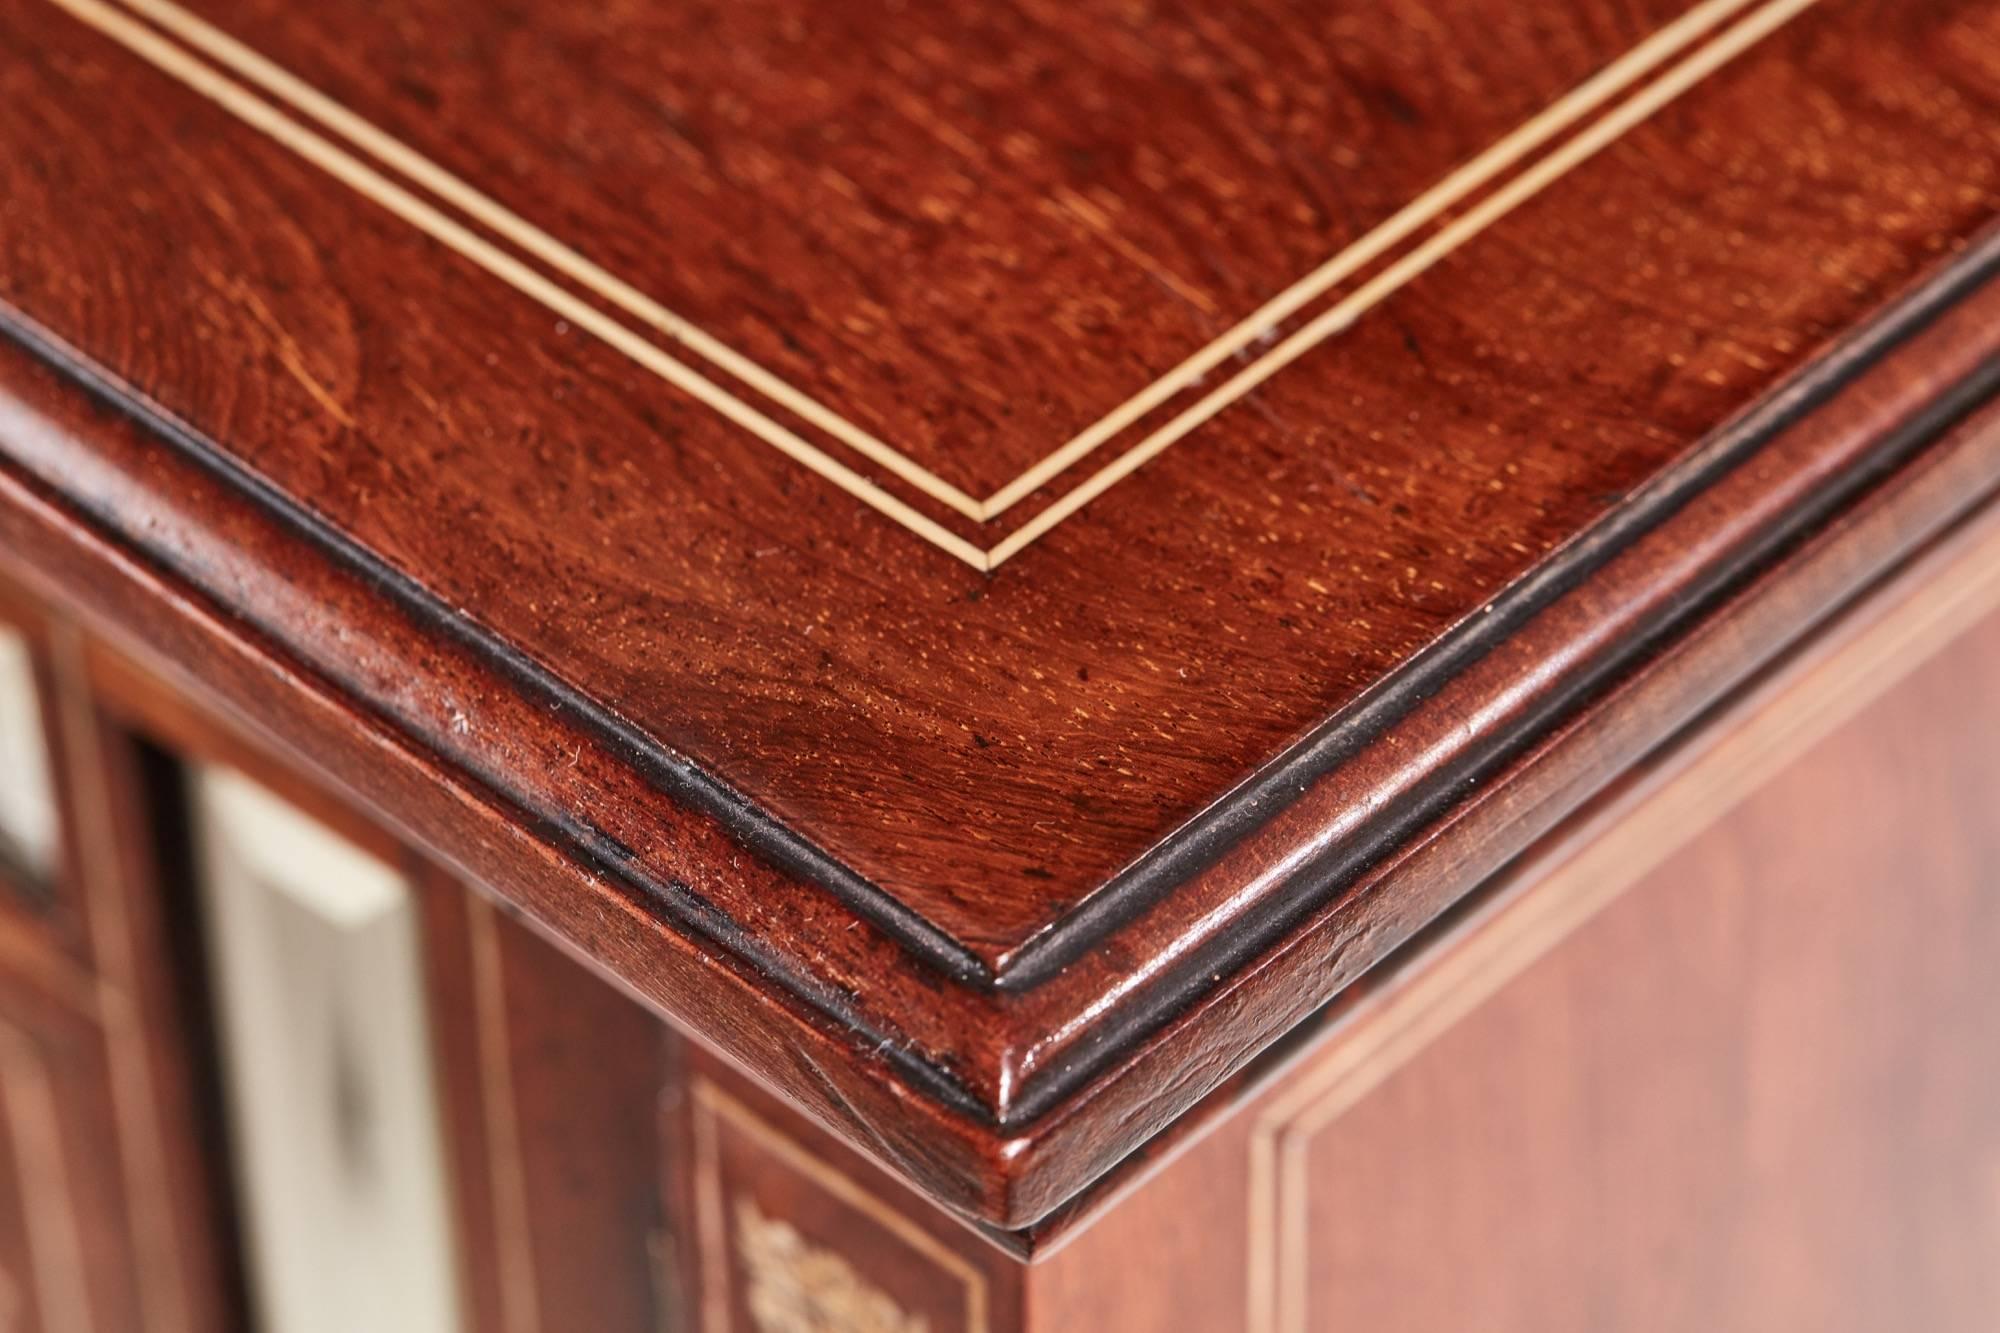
top-left (3, 0), bottom-right (1999, 1329)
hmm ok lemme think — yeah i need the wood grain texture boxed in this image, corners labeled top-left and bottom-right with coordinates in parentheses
top-left (8, 0), bottom-right (1998, 946)
top-left (417, 870), bottom-right (674, 1333)
top-left (669, 1050), bottom-right (1027, 1333)
top-left (1026, 512), bottom-right (2000, 1331)
top-left (5, 0), bottom-right (2000, 1227)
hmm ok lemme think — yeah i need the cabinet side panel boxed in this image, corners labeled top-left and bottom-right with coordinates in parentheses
top-left (669, 1051), bottom-right (1027, 1333)
top-left (1031, 544), bottom-right (2000, 1333)
top-left (417, 874), bottom-right (673, 1333)
top-left (1265, 597), bottom-right (2000, 1333)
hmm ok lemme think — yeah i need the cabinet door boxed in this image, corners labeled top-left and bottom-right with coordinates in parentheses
top-left (0, 603), bottom-right (238, 1333)
top-left (0, 973), bottom-right (151, 1333)
top-left (416, 873), bottom-right (675, 1333)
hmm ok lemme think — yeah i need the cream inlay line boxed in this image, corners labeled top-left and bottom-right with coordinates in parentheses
top-left (51, 0), bottom-right (992, 570)
top-left (123, 0), bottom-right (1763, 526)
top-left (114, 0), bottom-right (989, 524)
top-left (60, 0), bottom-right (1817, 568)
top-left (467, 894), bottom-right (544, 1333)
top-left (1241, 508), bottom-right (2000, 1333)
top-left (980, 0), bottom-right (1770, 517)
top-left (985, 0), bottom-right (1823, 567)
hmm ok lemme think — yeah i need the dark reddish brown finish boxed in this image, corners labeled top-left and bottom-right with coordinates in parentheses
top-left (1024, 545), bottom-right (2000, 1332)
top-left (8, 0), bottom-right (1999, 954)
top-left (417, 869), bottom-right (676, 1333)
top-left (669, 1050), bottom-right (1028, 1333)
top-left (0, 572), bottom-right (246, 1333)
top-left (6, 0), bottom-right (2000, 1231)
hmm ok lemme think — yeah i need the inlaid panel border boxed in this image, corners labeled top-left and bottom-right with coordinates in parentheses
top-left (43, 0), bottom-right (1820, 568)
top-left (464, 892), bottom-right (543, 1333)
top-left (1242, 506), bottom-right (2000, 1333)
top-left (690, 1078), bottom-right (990, 1333)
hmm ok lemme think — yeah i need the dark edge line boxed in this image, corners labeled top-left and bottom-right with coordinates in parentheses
top-left (0, 314), bottom-right (993, 1121)
top-left (13, 0), bottom-right (1995, 1160)
top-left (995, 227), bottom-right (2000, 991)
top-left (4, 227), bottom-right (1995, 1137)
top-left (998, 339), bottom-right (2000, 1125)
top-left (0, 307), bottom-right (993, 986)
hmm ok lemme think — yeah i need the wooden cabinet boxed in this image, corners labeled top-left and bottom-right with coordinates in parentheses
top-left (0, 594), bottom-right (237, 1333)
top-left (0, 989), bottom-right (141, 1333)
top-left (4, 0), bottom-right (2000, 1327)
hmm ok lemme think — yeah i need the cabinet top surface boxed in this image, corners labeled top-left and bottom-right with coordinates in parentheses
top-left (6, 0), bottom-right (2000, 1222)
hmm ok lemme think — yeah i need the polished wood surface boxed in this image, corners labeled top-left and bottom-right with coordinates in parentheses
top-left (0, 585), bottom-right (244, 1332)
top-left (8, 0), bottom-right (1997, 948)
top-left (5, 0), bottom-right (2000, 1227)
top-left (418, 873), bottom-right (671, 1333)
top-left (1026, 503), bottom-right (2000, 1333)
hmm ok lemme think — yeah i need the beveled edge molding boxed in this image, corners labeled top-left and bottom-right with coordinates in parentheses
top-left (0, 304), bottom-right (997, 999)
top-left (991, 223), bottom-right (2000, 995)
top-left (4, 198), bottom-right (2000, 1149)
top-left (11, 236), bottom-right (2000, 1224)
top-left (1242, 493), bottom-right (2000, 1333)
top-left (7, 0), bottom-right (2000, 1233)
top-left (47, 0), bottom-right (1815, 568)
top-left (0, 331), bottom-right (1005, 1136)
top-left (691, 1079), bottom-right (989, 1333)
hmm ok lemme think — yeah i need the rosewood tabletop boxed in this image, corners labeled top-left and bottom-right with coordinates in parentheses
top-left (3, 0), bottom-right (1999, 1227)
